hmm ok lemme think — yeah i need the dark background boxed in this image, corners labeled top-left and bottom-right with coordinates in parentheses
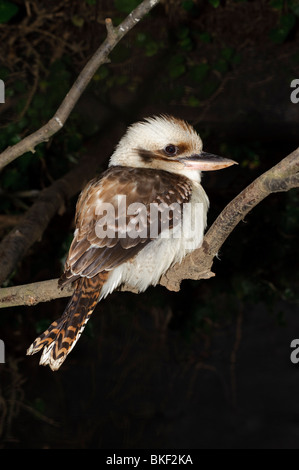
top-left (0, 0), bottom-right (299, 449)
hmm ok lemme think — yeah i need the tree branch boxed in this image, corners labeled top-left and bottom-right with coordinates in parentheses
top-left (1, 147), bottom-right (298, 308)
top-left (0, 0), bottom-right (161, 171)
top-left (160, 146), bottom-right (299, 291)
top-left (0, 279), bottom-right (73, 308)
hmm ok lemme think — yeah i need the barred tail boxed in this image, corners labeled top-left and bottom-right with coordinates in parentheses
top-left (27, 273), bottom-right (108, 371)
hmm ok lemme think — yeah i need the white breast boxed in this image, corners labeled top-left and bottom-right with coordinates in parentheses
top-left (100, 182), bottom-right (209, 298)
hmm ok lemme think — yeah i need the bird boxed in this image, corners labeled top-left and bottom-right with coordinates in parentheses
top-left (27, 115), bottom-right (237, 371)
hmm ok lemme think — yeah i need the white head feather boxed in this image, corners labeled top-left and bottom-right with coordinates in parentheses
top-left (109, 115), bottom-right (204, 182)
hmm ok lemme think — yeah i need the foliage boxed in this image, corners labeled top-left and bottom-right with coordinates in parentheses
top-left (0, 57), bottom-right (83, 213)
top-left (114, 0), bottom-right (140, 14)
top-left (269, 0), bottom-right (299, 43)
top-left (0, 0), bottom-right (18, 23)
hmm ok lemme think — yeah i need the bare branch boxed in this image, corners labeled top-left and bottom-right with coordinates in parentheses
top-left (0, 278), bottom-right (139, 308)
top-left (1, 147), bottom-right (298, 308)
top-left (0, 0), bottom-right (161, 171)
top-left (0, 279), bottom-right (73, 308)
top-left (105, 18), bottom-right (117, 42)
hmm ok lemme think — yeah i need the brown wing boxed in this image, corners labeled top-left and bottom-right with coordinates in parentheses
top-left (59, 165), bottom-right (192, 287)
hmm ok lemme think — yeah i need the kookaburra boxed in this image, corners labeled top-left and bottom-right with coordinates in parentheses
top-left (27, 115), bottom-right (236, 371)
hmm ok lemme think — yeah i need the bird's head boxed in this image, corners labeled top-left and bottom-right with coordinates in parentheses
top-left (109, 115), bottom-right (237, 182)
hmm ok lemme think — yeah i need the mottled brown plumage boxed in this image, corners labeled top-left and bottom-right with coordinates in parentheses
top-left (59, 166), bottom-right (192, 287)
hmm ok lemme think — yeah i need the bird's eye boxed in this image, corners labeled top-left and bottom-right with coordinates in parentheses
top-left (164, 144), bottom-right (178, 156)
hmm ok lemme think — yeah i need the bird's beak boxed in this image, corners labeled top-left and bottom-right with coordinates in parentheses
top-left (179, 152), bottom-right (238, 171)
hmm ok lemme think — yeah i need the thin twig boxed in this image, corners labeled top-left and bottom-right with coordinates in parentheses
top-left (18, 63), bottom-right (40, 121)
top-left (0, 0), bottom-right (161, 171)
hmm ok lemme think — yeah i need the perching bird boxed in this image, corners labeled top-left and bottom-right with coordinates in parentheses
top-left (27, 115), bottom-right (236, 371)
